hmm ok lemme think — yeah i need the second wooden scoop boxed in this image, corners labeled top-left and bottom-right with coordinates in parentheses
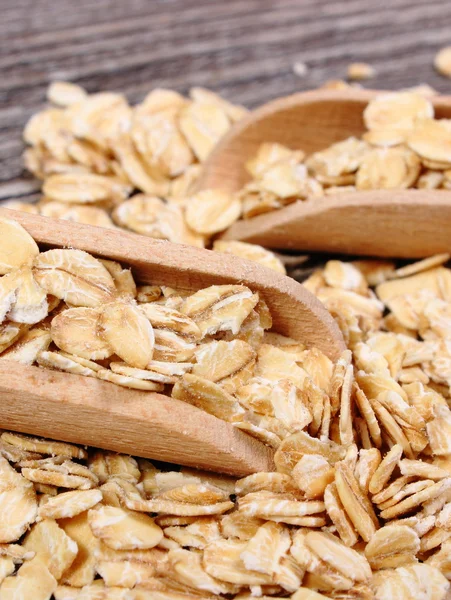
top-left (197, 89), bottom-right (451, 258)
top-left (0, 208), bottom-right (344, 476)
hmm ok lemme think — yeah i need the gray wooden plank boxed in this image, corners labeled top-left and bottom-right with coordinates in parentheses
top-left (1, 0), bottom-right (451, 196)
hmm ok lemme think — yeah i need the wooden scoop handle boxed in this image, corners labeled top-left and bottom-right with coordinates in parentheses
top-left (0, 361), bottom-right (274, 476)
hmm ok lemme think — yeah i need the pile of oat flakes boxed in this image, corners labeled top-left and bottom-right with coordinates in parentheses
top-left (11, 83), bottom-right (451, 241)
top-left (2, 82), bottom-right (451, 599)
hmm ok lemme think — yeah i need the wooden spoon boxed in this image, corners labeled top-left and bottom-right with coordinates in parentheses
top-left (0, 207), bottom-right (344, 476)
top-left (197, 89), bottom-right (451, 258)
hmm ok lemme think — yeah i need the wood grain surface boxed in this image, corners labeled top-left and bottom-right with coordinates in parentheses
top-left (1, 0), bottom-right (451, 204)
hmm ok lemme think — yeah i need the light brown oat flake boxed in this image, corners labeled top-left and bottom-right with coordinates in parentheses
top-left (323, 260), bottom-right (367, 293)
top-left (109, 361), bottom-right (184, 384)
top-left (34, 248), bottom-right (116, 307)
top-left (291, 590), bottom-right (329, 599)
top-left (156, 482), bottom-right (228, 505)
top-left (417, 168), bottom-right (445, 189)
top-left (275, 430), bottom-right (346, 474)
top-left (240, 521), bottom-right (290, 576)
top-left (435, 47), bottom-right (451, 78)
top-left (256, 344), bottom-right (308, 389)
top-left (88, 505), bottom-right (163, 550)
top-left (292, 454), bottom-right (334, 499)
top-left (305, 531), bottom-right (372, 582)
top-left (99, 260), bottom-right (137, 300)
top-left (164, 517), bottom-right (221, 550)
top-left (136, 285), bottom-right (162, 303)
top-left (356, 146), bottom-right (421, 190)
top-left (408, 118), bottom-right (451, 164)
top-left (213, 240), bottom-right (286, 274)
top-left (95, 365), bottom-right (164, 391)
top-left (380, 478), bottom-right (451, 520)
top-left (131, 110), bottom-right (194, 179)
top-left (95, 559), bottom-right (156, 588)
top-left (51, 307), bottom-right (112, 360)
top-left (37, 349), bottom-right (98, 378)
top-left (43, 173), bottom-right (130, 205)
top-left (203, 539), bottom-right (273, 585)
top-left (185, 189), bottom-right (242, 235)
top-left (2, 266), bottom-right (49, 324)
top-left (0, 556), bottom-right (15, 584)
top-left (362, 128), bottom-right (407, 147)
top-left (0, 321), bottom-right (29, 354)
top-left (335, 461), bottom-right (378, 542)
top-left (47, 81), bottom-right (88, 107)
top-left (193, 339), bottom-right (255, 383)
top-left (246, 143), bottom-right (303, 179)
top-left (190, 87), bottom-right (248, 122)
top-left (99, 301), bottom-right (155, 368)
top-left (181, 285), bottom-right (259, 337)
top-left (238, 490), bottom-right (325, 520)
top-left (114, 134), bottom-right (171, 196)
top-left (0, 556), bottom-right (57, 600)
top-left (0, 326), bottom-right (51, 365)
top-left (151, 329), bottom-right (197, 363)
top-left (0, 456), bottom-right (37, 543)
top-left (347, 62), bottom-right (376, 80)
top-left (168, 547), bottom-right (236, 595)
top-left (306, 137), bottom-right (369, 178)
top-left (369, 444), bottom-right (404, 495)
top-left (339, 364), bottom-right (354, 446)
top-left (139, 303), bottom-right (201, 340)
top-left (354, 447), bottom-right (381, 494)
top-left (0, 543), bottom-right (34, 563)
top-left (179, 101), bottom-right (230, 162)
top-left (364, 524), bottom-right (420, 569)
top-left (172, 374), bottom-right (245, 422)
top-left (427, 404), bottom-right (451, 455)
top-left (235, 472), bottom-right (297, 497)
top-left (1, 431), bottom-right (87, 459)
top-left (58, 511), bottom-right (99, 587)
top-left (371, 563), bottom-right (449, 600)
top-left (0, 218), bottom-right (40, 275)
top-left (23, 518), bottom-right (78, 580)
top-left (363, 91), bottom-right (434, 132)
top-left (21, 464), bottom-right (95, 490)
top-left (113, 195), bottom-right (204, 247)
top-left (393, 254), bottom-right (450, 279)
top-left (259, 159), bottom-right (323, 199)
top-left (324, 482), bottom-right (358, 547)
top-left (39, 489), bottom-right (102, 520)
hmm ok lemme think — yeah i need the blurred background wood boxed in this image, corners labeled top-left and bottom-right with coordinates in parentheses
top-left (1, 0), bottom-right (451, 203)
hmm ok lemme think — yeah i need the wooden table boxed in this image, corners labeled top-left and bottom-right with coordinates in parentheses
top-left (1, 0), bottom-right (450, 204)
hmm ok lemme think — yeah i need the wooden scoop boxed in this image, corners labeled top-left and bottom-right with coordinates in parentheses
top-left (0, 208), bottom-right (344, 476)
top-left (197, 89), bottom-right (451, 258)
